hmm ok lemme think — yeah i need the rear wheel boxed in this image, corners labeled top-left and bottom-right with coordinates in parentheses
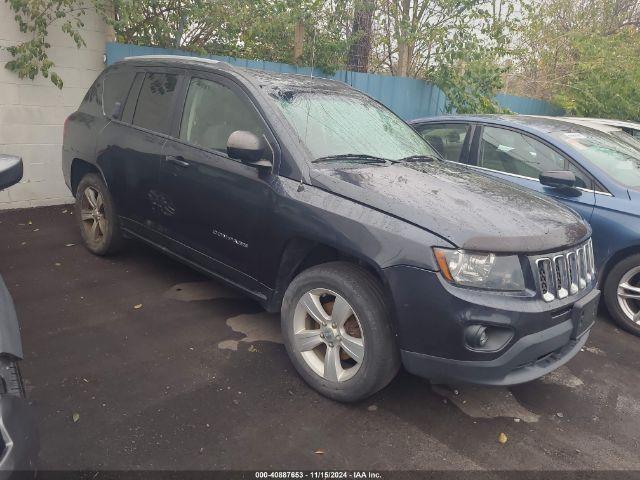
top-left (604, 254), bottom-right (640, 336)
top-left (75, 173), bottom-right (123, 255)
top-left (281, 262), bottom-right (400, 402)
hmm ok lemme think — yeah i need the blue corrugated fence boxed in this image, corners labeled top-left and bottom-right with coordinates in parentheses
top-left (106, 42), bottom-right (562, 119)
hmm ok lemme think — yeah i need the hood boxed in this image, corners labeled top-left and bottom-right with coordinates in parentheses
top-left (310, 161), bottom-right (589, 253)
top-left (0, 275), bottom-right (23, 358)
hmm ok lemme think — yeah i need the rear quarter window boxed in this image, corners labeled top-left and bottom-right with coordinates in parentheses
top-left (78, 73), bottom-right (103, 115)
top-left (103, 69), bottom-right (136, 119)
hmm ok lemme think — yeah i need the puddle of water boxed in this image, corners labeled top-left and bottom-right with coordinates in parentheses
top-left (432, 384), bottom-right (540, 423)
top-left (540, 366), bottom-right (584, 388)
top-left (584, 345), bottom-right (605, 356)
top-left (218, 311), bottom-right (282, 351)
top-left (616, 394), bottom-right (640, 416)
top-left (164, 281), bottom-right (241, 302)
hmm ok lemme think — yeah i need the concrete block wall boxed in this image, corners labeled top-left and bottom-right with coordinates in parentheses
top-left (0, 3), bottom-right (112, 209)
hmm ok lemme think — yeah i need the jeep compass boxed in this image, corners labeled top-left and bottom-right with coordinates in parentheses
top-left (62, 56), bottom-right (599, 401)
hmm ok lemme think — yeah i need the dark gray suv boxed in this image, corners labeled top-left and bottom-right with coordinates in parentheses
top-left (62, 56), bottom-right (599, 401)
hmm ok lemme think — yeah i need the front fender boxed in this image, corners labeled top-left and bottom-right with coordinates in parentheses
top-left (275, 177), bottom-right (452, 272)
top-left (0, 276), bottom-right (22, 359)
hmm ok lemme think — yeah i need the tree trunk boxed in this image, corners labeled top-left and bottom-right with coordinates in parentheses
top-left (347, 0), bottom-right (375, 72)
top-left (395, 0), bottom-right (412, 76)
top-left (397, 42), bottom-right (410, 76)
top-left (294, 20), bottom-right (304, 63)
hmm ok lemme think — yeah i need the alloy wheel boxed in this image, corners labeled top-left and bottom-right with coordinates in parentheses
top-left (292, 288), bottom-right (364, 382)
top-left (617, 266), bottom-right (640, 325)
top-left (80, 186), bottom-right (107, 243)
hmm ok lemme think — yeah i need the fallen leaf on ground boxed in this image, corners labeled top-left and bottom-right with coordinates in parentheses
top-left (72, 413), bottom-right (80, 423)
top-left (133, 304), bottom-right (143, 309)
top-left (367, 405), bottom-right (378, 412)
top-left (65, 243), bottom-right (75, 247)
top-left (314, 449), bottom-right (325, 455)
top-left (498, 432), bottom-right (508, 444)
top-left (54, 263), bottom-right (61, 267)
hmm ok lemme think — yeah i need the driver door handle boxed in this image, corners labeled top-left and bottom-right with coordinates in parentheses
top-left (166, 155), bottom-right (190, 168)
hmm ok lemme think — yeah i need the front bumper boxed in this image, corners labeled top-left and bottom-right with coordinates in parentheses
top-left (0, 364), bottom-right (38, 479)
top-left (384, 265), bottom-right (599, 386)
top-left (402, 317), bottom-right (590, 386)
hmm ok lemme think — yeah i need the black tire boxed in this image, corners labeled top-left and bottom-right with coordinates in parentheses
top-left (603, 253), bottom-right (640, 336)
top-left (281, 261), bottom-right (400, 402)
top-left (74, 172), bottom-right (124, 256)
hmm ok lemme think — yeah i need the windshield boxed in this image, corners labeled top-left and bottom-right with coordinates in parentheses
top-left (271, 91), bottom-right (437, 161)
top-left (610, 130), bottom-right (640, 151)
top-left (551, 129), bottom-right (640, 190)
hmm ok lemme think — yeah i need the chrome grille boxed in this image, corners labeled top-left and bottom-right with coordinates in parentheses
top-left (535, 239), bottom-right (595, 302)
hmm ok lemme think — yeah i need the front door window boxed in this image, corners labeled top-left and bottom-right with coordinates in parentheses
top-left (179, 77), bottom-right (265, 154)
top-left (479, 126), bottom-right (590, 189)
top-left (479, 126), bottom-right (564, 177)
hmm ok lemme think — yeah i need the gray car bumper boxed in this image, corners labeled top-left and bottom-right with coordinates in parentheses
top-left (401, 318), bottom-right (591, 386)
top-left (0, 389), bottom-right (38, 478)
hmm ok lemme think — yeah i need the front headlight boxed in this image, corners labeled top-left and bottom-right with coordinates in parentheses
top-left (433, 248), bottom-right (525, 291)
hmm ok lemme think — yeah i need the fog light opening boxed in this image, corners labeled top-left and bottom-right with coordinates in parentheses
top-left (465, 325), bottom-right (488, 349)
top-left (464, 324), bottom-right (514, 352)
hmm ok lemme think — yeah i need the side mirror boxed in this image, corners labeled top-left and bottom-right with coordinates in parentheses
top-left (539, 170), bottom-right (576, 189)
top-left (227, 131), bottom-right (272, 171)
top-left (0, 155), bottom-right (23, 191)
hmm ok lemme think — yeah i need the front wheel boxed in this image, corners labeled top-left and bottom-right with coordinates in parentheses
top-left (281, 262), bottom-right (400, 402)
top-left (604, 254), bottom-right (640, 336)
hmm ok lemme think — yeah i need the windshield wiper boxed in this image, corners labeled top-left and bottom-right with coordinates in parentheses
top-left (312, 154), bottom-right (389, 164)
top-left (396, 154), bottom-right (442, 163)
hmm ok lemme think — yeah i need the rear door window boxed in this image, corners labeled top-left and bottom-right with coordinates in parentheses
top-left (132, 73), bottom-right (180, 135)
top-left (179, 77), bottom-right (265, 153)
top-left (103, 69), bottom-right (136, 119)
top-left (414, 123), bottom-right (470, 162)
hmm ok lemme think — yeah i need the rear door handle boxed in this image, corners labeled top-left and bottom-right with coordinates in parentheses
top-left (166, 155), bottom-right (190, 168)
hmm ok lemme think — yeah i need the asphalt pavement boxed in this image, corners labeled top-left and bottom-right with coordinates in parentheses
top-left (1, 205), bottom-right (639, 472)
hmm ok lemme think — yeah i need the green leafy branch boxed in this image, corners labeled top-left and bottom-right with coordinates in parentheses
top-left (3, 0), bottom-right (97, 88)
